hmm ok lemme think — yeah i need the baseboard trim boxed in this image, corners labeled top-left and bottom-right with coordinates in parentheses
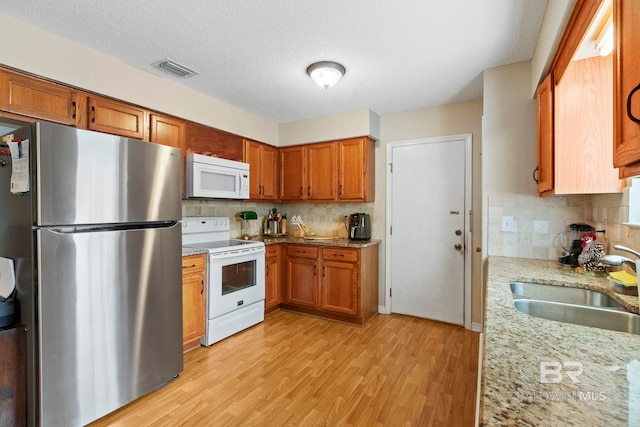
top-left (471, 322), bottom-right (483, 332)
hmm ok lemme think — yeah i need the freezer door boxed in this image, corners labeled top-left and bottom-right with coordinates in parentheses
top-left (37, 224), bottom-right (182, 426)
top-left (34, 122), bottom-right (181, 226)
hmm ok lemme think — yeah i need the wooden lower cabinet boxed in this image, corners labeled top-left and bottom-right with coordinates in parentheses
top-left (182, 254), bottom-right (206, 352)
top-left (0, 326), bottom-right (26, 427)
top-left (281, 243), bottom-right (379, 325)
top-left (284, 245), bottom-right (319, 308)
top-left (265, 244), bottom-right (282, 312)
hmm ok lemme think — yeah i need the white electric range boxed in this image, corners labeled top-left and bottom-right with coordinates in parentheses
top-left (182, 217), bottom-right (265, 346)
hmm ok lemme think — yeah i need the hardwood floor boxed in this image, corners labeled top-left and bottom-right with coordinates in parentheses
top-left (89, 310), bottom-right (480, 427)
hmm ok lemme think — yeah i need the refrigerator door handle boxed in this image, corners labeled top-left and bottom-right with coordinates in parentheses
top-left (40, 221), bottom-right (180, 234)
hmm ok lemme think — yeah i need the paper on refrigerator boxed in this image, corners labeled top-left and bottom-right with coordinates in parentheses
top-left (7, 138), bottom-right (30, 193)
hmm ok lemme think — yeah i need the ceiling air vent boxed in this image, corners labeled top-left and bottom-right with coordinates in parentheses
top-left (152, 58), bottom-right (199, 78)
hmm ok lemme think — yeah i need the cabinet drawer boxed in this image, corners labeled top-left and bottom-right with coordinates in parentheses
top-left (182, 254), bottom-right (206, 272)
top-left (322, 248), bottom-right (358, 262)
top-left (266, 245), bottom-right (281, 257)
top-left (287, 245), bottom-right (319, 259)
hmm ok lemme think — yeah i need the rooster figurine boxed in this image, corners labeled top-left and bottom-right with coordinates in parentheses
top-left (577, 231), bottom-right (606, 272)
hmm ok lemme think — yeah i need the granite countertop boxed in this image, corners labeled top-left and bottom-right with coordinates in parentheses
top-left (259, 236), bottom-right (381, 248)
top-left (182, 236), bottom-right (380, 256)
top-left (482, 257), bottom-right (640, 426)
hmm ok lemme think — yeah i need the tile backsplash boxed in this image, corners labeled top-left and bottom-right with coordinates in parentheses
top-left (488, 187), bottom-right (640, 261)
top-left (182, 200), bottom-right (376, 239)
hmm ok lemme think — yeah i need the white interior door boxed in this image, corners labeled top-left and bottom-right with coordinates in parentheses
top-left (388, 135), bottom-right (470, 325)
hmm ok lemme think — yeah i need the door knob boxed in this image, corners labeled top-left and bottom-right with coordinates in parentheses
top-left (455, 230), bottom-right (462, 236)
top-left (454, 243), bottom-right (462, 250)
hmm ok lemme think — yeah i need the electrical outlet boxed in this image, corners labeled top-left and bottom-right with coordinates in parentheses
top-left (501, 216), bottom-right (516, 232)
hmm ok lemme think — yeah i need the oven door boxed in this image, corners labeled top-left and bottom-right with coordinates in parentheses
top-left (207, 248), bottom-right (265, 318)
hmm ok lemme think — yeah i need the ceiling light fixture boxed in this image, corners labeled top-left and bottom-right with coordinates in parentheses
top-left (307, 61), bottom-right (345, 89)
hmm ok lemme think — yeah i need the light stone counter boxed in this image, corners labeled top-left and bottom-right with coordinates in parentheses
top-left (181, 247), bottom-right (209, 257)
top-left (482, 257), bottom-right (640, 426)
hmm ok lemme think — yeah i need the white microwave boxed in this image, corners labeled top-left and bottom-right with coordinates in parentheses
top-left (185, 153), bottom-right (250, 199)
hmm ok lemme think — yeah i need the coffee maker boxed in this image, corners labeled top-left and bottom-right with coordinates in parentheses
top-left (559, 223), bottom-right (594, 266)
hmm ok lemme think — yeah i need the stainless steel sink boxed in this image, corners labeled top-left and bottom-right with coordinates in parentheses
top-left (509, 281), bottom-right (639, 334)
top-left (513, 299), bottom-right (640, 335)
top-left (510, 281), bottom-right (626, 310)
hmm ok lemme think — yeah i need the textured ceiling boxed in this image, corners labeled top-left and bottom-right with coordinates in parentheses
top-left (0, 0), bottom-right (548, 123)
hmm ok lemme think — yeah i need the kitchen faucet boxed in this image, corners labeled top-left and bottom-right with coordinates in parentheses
top-left (601, 245), bottom-right (640, 273)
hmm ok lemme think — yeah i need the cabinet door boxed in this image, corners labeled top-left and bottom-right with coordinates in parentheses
top-left (261, 144), bottom-right (279, 200)
top-left (185, 122), bottom-right (243, 161)
top-left (265, 246), bottom-right (281, 310)
top-left (614, 0), bottom-right (640, 176)
top-left (150, 113), bottom-right (185, 148)
top-left (337, 137), bottom-right (375, 201)
top-left (307, 142), bottom-right (336, 200)
top-left (321, 260), bottom-right (358, 315)
top-left (88, 96), bottom-right (146, 139)
top-left (0, 70), bottom-right (80, 125)
top-left (285, 256), bottom-right (318, 308)
top-left (244, 139), bottom-right (263, 199)
top-left (536, 74), bottom-right (554, 194)
top-left (182, 254), bottom-right (206, 351)
top-left (280, 146), bottom-right (306, 200)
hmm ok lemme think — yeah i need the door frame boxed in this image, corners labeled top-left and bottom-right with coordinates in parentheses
top-left (385, 134), bottom-right (473, 329)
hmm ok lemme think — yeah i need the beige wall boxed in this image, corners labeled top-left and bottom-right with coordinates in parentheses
top-left (0, 13), bottom-right (278, 145)
top-left (279, 109), bottom-right (380, 146)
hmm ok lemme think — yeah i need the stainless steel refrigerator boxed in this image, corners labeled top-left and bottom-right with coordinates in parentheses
top-left (0, 122), bottom-right (183, 426)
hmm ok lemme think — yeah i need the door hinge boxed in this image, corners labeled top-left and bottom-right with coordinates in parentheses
top-left (390, 225), bottom-right (392, 235)
top-left (390, 288), bottom-right (392, 297)
top-left (390, 163), bottom-right (393, 173)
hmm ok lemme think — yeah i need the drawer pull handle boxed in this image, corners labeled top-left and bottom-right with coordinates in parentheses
top-left (333, 253), bottom-right (344, 257)
top-left (313, 265), bottom-right (317, 276)
top-left (71, 101), bottom-right (77, 119)
top-left (201, 280), bottom-right (204, 294)
top-left (91, 105), bottom-right (96, 123)
top-left (182, 264), bottom-right (196, 269)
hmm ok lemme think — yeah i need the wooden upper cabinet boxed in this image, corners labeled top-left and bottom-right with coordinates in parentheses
top-left (149, 114), bottom-right (185, 149)
top-left (243, 139), bottom-right (278, 200)
top-left (0, 70), bottom-right (81, 126)
top-left (613, 0), bottom-right (640, 177)
top-left (554, 55), bottom-right (622, 194)
top-left (536, 74), bottom-right (554, 194)
top-left (184, 121), bottom-right (243, 162)
top-left (306, 142), bottom-right (336, 200)
top-left (337, 137), bottom-right (375, 201)
top-left (280, 145), bottom-right (306, 200)
top-left (537, 0), bottom-right (623, 195)
top-left (87, 96), bottom-right (146, 140)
